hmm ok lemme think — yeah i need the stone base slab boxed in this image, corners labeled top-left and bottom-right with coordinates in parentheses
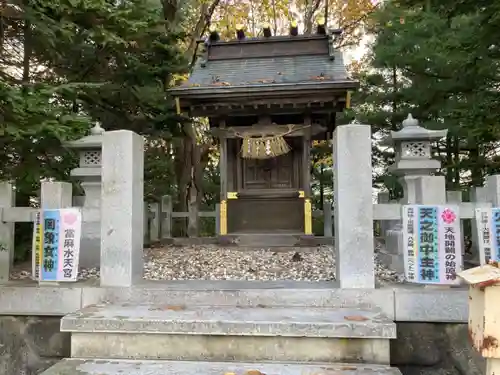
top-left (0, 280), bottom-right (468, 323)
top-left (61, 304), bottom-right (396, 338)
top-left (70, 332), bottom-right (391, 364)
top-left (41, 358), bottom-right (402, 375)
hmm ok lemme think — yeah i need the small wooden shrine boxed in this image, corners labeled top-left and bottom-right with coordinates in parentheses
top-left (170, 21), bottom-right (358, 237)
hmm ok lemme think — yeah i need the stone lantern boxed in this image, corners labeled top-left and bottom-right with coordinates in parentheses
top-left (383, 114), bottom-right (448, 204)
top-left (380, 114), bottom-right (448, 273)
top-left (65, 123), bottom-right (105, 268)
top-left (387, 114), bottom-right (447, 177)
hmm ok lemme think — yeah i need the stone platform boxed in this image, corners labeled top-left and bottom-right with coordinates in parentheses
top-left (62, 303), bottom-right (395, 363)
top-left (217, 233), bottom-right (333, 247)
top-left (41, 359), bottom-right (402, 375)
top-left (0, 280), bottom-right (468, 323)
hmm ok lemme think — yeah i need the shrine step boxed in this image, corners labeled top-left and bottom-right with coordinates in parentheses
top-left (41, 359), bottom-right (403, 375)
top-left (81, 281), bottom-right (395, 313)
top-left (61, 304), bottom-right (396, 364)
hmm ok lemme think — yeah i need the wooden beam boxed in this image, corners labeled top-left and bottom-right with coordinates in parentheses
top-left (195, 95), bottom-right (338, 108)
top-left (191, 102), bottom-right (340, 117)
top-left (211, 124), bottom-right (326, 139)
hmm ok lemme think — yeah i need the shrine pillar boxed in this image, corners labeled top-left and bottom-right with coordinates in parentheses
top-left (218, 119), bottom-right (228, 235)
top-left (301, 116), bottom-right (313, 235)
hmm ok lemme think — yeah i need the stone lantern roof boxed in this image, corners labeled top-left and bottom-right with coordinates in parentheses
top-left (385, 114), bottom-right (448, 145)
top-left (386, 114), bottom-right (448, 176)
top-left (65, 123), bottom-right (105, 150)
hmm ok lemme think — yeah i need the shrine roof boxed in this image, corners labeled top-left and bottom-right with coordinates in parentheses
top-left (170, 34), bottom-right (357, 99)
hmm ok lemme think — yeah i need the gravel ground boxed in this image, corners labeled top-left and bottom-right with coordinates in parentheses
top-left (9, 243), bottom-right (404, 284)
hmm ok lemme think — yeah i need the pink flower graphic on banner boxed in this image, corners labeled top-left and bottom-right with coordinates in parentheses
top-left (63, 213), bottom-right (77, 225)
top-left (441, 208), bottom-right (456, 224)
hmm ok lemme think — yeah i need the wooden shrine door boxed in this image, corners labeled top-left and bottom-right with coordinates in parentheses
top-left (228, 149), bottom-right (303, 233)
top-left (243, 153), bottom-right (293, 191)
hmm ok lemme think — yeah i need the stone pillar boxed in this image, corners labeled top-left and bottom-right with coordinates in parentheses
top-left (486, 175), bottom-right (500, 206)
top-left (66, 124), bottom-right (105, 268)
top-left (40, 182), bottom-right (73, 209)
top-left (333, 124), bottom-right (374, 288)
top-left (470, 186), bottom-right (489, 258)
top-left (0, 182), bottom-right (15, 283)
top-left (447, 190), bottom-right (465, 253)
top-left (323, 203), bottom-right (333, 237)
top-left (100, 130), bottom-right (144, 287)
top-left (380, 114), bottom-right (448, 273)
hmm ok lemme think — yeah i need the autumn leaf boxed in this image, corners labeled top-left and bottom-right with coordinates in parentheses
top-left (212, 81), bottom-right (231, 86)
top-left (245, 370), bottom-right (263, 375)
top-left (149, 305), bottom-right (186, 311)
top-left (344, 315), bottom-right (369, 321)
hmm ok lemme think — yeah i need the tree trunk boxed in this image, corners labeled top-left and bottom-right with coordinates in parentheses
top-left (162, 0), bottom-right (219, 236)
top-left (304, 0), bottom-right (322, 34)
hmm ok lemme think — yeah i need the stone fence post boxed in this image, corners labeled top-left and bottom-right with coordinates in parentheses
top-left (0, 182), bottom-right (14, 283)
top-left (100, 130), bottom-right (144, 287)
top-left (149, 203), bottom-right (160, 243)
top-left (161, 195), bottom-right (172, 239)
top-left (323, 203), bottom-right (333, 237)
top-left (333, 123), bottom-right (374, 288)
top-left (144, 202), bottom-right (161, 246)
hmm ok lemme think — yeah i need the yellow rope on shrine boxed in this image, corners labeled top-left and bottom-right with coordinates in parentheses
top-left (227, 124), bottom-right (309, 159)
top-left (241, 135), bottom-right (291, 159)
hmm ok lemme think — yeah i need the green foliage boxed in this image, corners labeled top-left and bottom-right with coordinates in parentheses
top-left (350, 0), bottom-right (500, 191)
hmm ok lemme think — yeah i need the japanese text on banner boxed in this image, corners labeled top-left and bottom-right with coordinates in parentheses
top-left (403, 205), bottom-right (462, 285)
top-left (475, 208), bottom-right (500, 264)
top-left (36, 208), bottom-right (82, 282)
top-left (59, 209), bottom-right (82, 282)
top-left (418, 207), bottom-right (439, 283)
top-left (31, 211), bottom-right (43, 280)
top-left (403, 206), bottom-right (417, 282)
top-left (41, 210), bottom-right (59, 281)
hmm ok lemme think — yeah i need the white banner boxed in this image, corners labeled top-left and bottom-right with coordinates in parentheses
top-left (33, 208), bottom-right (82, 282)
top-left (403, 205), bottom-right (463, 285)
top-left (31, 211), bottom-right (42, 280)
top-left (475, 208), bottom-right (500, 264)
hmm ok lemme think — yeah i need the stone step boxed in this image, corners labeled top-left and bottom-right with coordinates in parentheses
top-left (85, 281), bottom-right (394, 317)
top-left (62, 304), bottom-right (396, 364)
top-left (41, 359), bottom-right (403, 375)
